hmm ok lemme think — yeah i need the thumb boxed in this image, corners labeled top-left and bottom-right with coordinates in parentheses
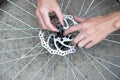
top-left (74, 16), bottom-right (86, 23)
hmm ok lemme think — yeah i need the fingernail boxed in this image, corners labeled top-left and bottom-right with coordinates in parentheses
top-left (53, 29), bottom-right (59, 32)
top-left (56, 30), bottom-right (59, 32)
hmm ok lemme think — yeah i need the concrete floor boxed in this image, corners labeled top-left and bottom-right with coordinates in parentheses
top-left (0, 0), bottom-right (120, 80)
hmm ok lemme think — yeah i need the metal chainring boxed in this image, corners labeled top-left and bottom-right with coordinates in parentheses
top-left (39, 14), bottom-right (78, 56)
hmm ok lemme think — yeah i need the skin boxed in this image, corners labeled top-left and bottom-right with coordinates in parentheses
top-left (64, 12), bottom-right (120, 48)
top-left (36, 0), bottom-right (64, 32)
top-left (36, 0), bottom-right (120, 48)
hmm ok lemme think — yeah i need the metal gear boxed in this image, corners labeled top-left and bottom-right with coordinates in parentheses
top-left (39, 14), bottom-right (78, 56)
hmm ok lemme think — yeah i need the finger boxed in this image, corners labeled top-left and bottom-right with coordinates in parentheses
top-left (36, 10), bottom-right (47, 30)
top-left (74, 16), bottom-right (86, 23)
top-left (41, 10), bottom-right (59, 32)
top-left (64, 25), bottom-right (81, 35)
top-left (78, 38), bottom-right (91, 48)
top-left (85, 41), bottom-right (97, 48)
top-left (73, 33), bottom-right (85, 45)
top-left (55, 9), bottom-right (64, 26)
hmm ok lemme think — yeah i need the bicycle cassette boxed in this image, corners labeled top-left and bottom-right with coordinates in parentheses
top-left (39, 14), bottom-right (78, 56)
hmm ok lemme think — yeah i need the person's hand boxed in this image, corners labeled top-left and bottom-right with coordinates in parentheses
top-left (36, 0), bottom-right (64, 32)
top-left (64, 12), bottom-right (120, 48)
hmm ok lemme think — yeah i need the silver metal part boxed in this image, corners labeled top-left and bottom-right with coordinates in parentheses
top-left (39, 14), bottom-right (78, 56)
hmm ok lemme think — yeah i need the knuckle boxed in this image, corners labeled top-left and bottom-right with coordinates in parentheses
top-left (88, 37), bottom-right (92, 41)
top-left (39, 8), bottom-right (46, 14)
top-left (83, 28), bottom-right (93, 36)
top-left (85, 29), bottom-right (91, 36)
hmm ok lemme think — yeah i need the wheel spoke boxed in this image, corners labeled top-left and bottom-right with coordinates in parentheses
top-left (60, 0), bottom-right (65, 10)
top-left (64, 56), bottom-right (87, 80)
top-left (42, 57), bottom-right (58, 80)
top-left (82, 0), bottom-right (95, 17)
top-left (0, 21), bottom-right (33, 36)
top-left (12, 48), bottom-right (45, 80)
top-left (7, 0), bottom-right (36, 18)
top-left (78, 0), bottom-right (86, 17)
top-left (104, 39), bottom-right (120, 45)
top-left (82, 0), bottom-right (105, 17)
top-left (95, 56), bottom-right (120, 68)
top-left (26, 0), bottom-right (36, 8)
top-left (0, 43), bottom-right (41, 65)
top-left (80, 48), bottom-right (107, 80)
top-left (0, 50), bottom-right (48, 75)
top-left (92, 52), bottom-right (120, 58)
top-left (0, 36), bottom-right (38, 42)
top-left (87, 52), bottom-right (120, 79)
top-left (64, 56), bottom-right (79, 80)
top-left (0, 9), bottom-right (39, 32)
top-left (87, 3), bottom-right (119, 17)
top-left (0, 46), bottom-right (41, 54)
top-left (30, 55), bottom-right (55, 80)
top-left (64, 0), bottom-right (71, 12)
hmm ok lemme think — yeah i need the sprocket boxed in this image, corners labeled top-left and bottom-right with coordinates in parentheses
top-left (39, 14), bottom-right (78, 56)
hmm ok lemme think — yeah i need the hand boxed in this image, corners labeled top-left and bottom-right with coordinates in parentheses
top-left (36, 0), bottom-right (64, 32)
top-left (64, 12), bottom-right (120, 48)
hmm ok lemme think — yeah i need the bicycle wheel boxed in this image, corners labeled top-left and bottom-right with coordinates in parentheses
top-left (0, 0), bottom-right (120, 80)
